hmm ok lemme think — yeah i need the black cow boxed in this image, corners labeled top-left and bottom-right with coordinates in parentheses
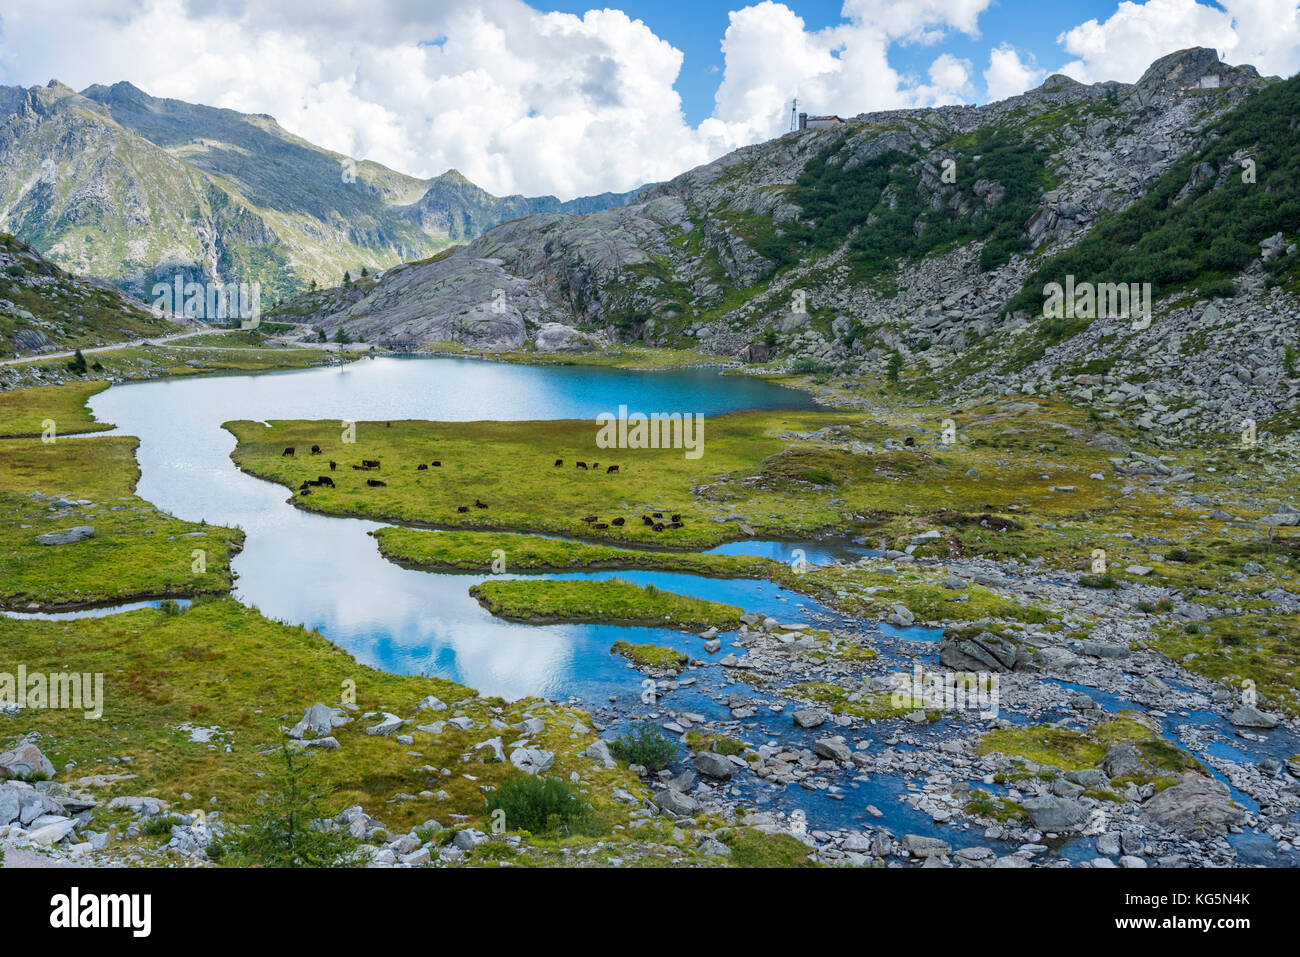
top-left (310, 445), bottom-right (322, 454)
top-left (593, 523), bottom-right (609, 530)
top-left (329, 460), bottom-right (337, 471)
top-left (606, 464), bottom-right (619, 473)
top-left (318, 476), bottom-right (335, 487)
top-left (474, 499), bottom-right (488, 509)
top-left (554, 459), bottom-right (563, 467)
top-left (362, 459), bottom-right (380, 469)
top-left (282, 447), bottom-right (295, 456)
top-left (417, 463), bottom-right (428, 470)
top-left (457, 505), bottom-right (470, 513)
top-left (611, 517), bottom-right (625, 526)
top-left (576, 461), bottom-right (588, 470)
top-left (300, 488), bottom-right (311, 496)
top-left (652, 523), bottom-right (665, 532)
top-left (667, 521), bottom-right (683, 529)
top-left (671, 513), bottom-right (681, 523)
top-left (642, 516), bottom-right (654, 526)
top-left (591, 462), bottom-right (599, 470)
top-left (582, 515), bottom-right (598, 524)
top-left (652, 512), bottom-right (663, 519)
top-left (367, 479), bottom-right (387, 487)
top-left (903, 436), bottom-right (915, 447)
top-left (431, 461), bottom-right (441, 467)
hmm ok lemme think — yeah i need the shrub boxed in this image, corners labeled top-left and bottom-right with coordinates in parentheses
top-left (609, 722), bottom-right (678, 771)
top-left (213, 743), bottom-right (362, 868)
top-left (481, 774), bottom-right (591, 835)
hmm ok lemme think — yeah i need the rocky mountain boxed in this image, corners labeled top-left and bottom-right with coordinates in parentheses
top-left (285, 48), bottom-right (1298, 439)
top-left (0, 230), bottom-right (177, 356)
top-left (0, 80), bottom-right (642, 301)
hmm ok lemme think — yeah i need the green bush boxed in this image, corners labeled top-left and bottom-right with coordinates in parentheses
top-left (213, 743), bottom-right (362, 868)
top-left (481, 774), bottom-right (592, 835)
top-left (609, 723), bottom-right (678, 771)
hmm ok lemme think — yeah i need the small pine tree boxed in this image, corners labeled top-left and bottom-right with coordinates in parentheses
top-left (66, 348), bottom-right (88, 375)
top-left (360, 267), bottom-right (369, 278)
top-left (215, 743), bottom-right (362, 868)
top-left (333, 327), bottom-right (352, 345)
top-left (885, 349), bottom-right (903, 383)
top-left (343, 271), bottom-right (352, 286)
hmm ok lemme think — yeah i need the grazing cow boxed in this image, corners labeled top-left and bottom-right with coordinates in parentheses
top-left (351, 464), bottom-right (365, 470)
top-left (671, 513), bottom-right (681, 523)
top-left (593, 523), bottom-right (609, 530)
top-left (457, 505), bottom-right (470, 513)
top-left (591, 462), bottom-right (599, 470)
top-left (367, 479), bottom-right (387, 487)
top-left (431, 461), bottom-right (441, 467)
top-left (362, 459), bottom-right (380, 469)
top-left (417, 464), bottom-right (428, 470)
top-left (474, 499), bottom-right (488, 509)
top-left (318, 476), bottom-right (334, 487)
top-left (652, 512), bottom-right (663, 519)
top-left (667, 521), bottom-right (683, 529)
top-left (310, 445), bottom-right (322, 454)
top-left (606, 465), bottom-right (619, 473)
top-left (282, 447), bottom-right (295, 456)
top-left (576, 461), bottom-right (588, 470)
top-left (329, 460), bottom-right (337, 471)
top-left (611, 517), bottom-right (625, 527)
top-left (554, 459), bottom-right (563, 467)
top-left (903, 436), bottom-right (915, 447)
top-left (642, 516), bottom-right (654, 526)
top-left (582, 515), bottom-right (598, 524)
top-left (652, 523), bottom-right (665, 532)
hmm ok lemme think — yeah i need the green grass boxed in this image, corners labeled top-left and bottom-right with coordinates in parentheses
top-left (1152, 613), bottom-right (1300, 716)
top-left (975, 715), bottom-right (1203, 781)
top-left (0, 436), bottom-right (243, 609)
top-left (0, 599), bottom-right (651, 846)
top-left (469, 578), bottom-right (744, 631)
top-left (375, 527), bottom-right (790, 578)
top-left (610, 641), bottom-right (689, 672)
top-left (0, 381), bottom-right (112, 437)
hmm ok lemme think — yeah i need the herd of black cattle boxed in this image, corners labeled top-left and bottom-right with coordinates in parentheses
top-left (276, 444), bottom-right (685, 532)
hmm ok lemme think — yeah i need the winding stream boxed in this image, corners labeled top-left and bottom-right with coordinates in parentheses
top-left (15, 355), bottom-right (1296, 861)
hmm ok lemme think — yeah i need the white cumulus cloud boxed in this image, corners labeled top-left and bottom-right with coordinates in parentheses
top-left (984, 43), bottom-right (1048, 100)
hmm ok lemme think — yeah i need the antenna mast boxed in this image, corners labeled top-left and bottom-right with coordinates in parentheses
top-left (789, 97), bottom-right (798, 132)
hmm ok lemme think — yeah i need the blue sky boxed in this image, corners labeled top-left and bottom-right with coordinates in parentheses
top-left (0, 0), bottom-right (1291, 198)
top-left (545, 0), bottom-right (1138, 122)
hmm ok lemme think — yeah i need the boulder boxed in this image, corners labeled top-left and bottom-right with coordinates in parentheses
top-left (0, 743), bottom-right (55, 780)
top-left (694, 752), bottom-right (733, 780)
top-left (1141, 775), bottom-right (1245, 834)
top-left (1022, 795), bottom-right (1089, 831)
top-left (938, 631), bottom-right (1018, 672)
top-left (1101, 742), bottom-right (1150, 779)
top-left (1228, 705), bottom-right (1279, 729)
top-left (792, 709), bottom-right (826, 729)
top-left (653, 788), bottom-right (701, 818)
top-left (509, 747), bottom-right (554, 775)
top-left (36, 526), bottom-right (94, 545)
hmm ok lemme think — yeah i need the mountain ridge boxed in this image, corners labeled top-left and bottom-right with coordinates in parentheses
top-left (0, 79), bottom-right (644, 300)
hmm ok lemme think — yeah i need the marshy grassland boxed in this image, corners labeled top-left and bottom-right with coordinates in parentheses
top-left (0, 435), bottom-right (242, 609)
top-left (469, 577), bottom-right (746, 631)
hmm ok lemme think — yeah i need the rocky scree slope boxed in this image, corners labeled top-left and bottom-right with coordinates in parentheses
top-left (290, 49), bottom-right (1298, 440)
